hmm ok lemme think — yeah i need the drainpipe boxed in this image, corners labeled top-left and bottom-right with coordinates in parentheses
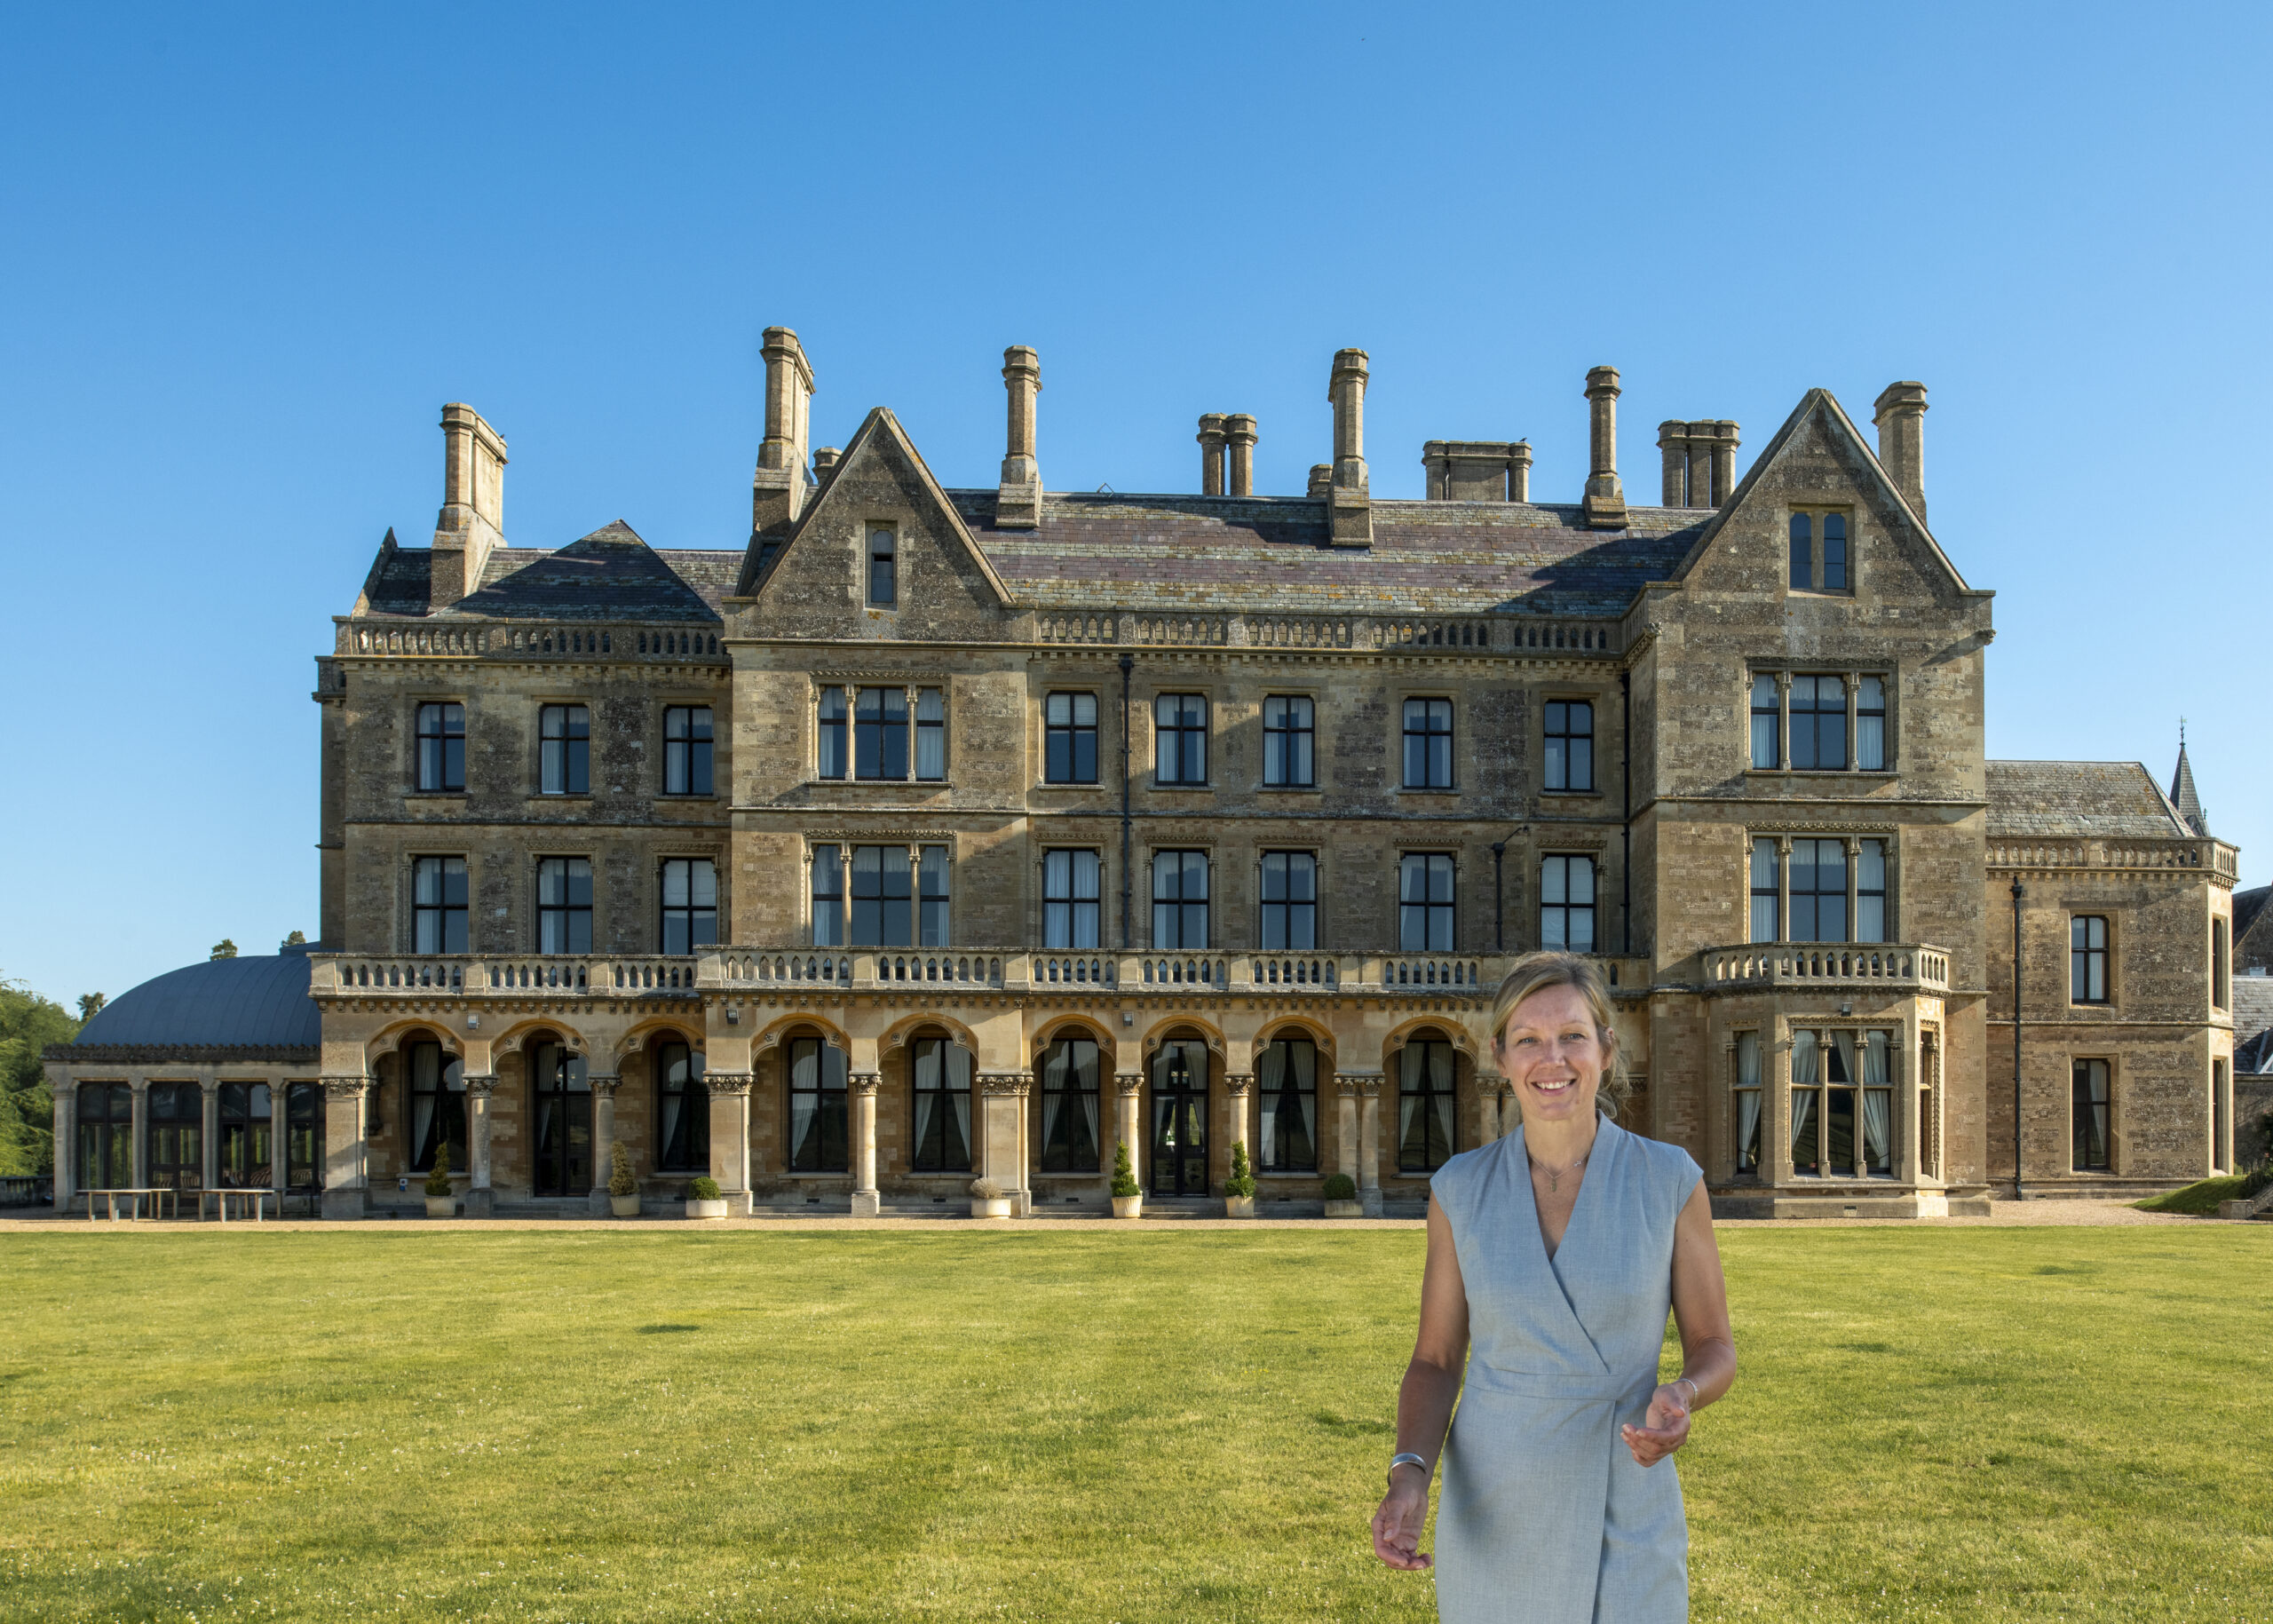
top-left (2011, 879), bottom-right (2025, 1200)
top-left (1492, 843), bottom-right (1506, 953)
top-left (1120, 654), bottom-right (1135, 950)
top-left (1620, 669), bottom-right (1634, 956)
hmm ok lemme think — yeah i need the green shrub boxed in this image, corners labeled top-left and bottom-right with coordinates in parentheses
top-left (687, 1176), bottom-right (722, 1201)
top-left (1110, 1141), bottom-right (1140, 1199)
top-left (1225, 1141), bottom-right (1256, 1200)
top-left (608, 1142), bottom-right (638, 1198)
top-left (1323, 1172), bottom-right (1357, 1201)
top-left (424, 1143), bottom-right (453, 1198)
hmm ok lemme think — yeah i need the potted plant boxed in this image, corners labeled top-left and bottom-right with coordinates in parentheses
top-left (685, 1176), bottom-right (729, 1220)
top-left (1110, 1140), bottom-right (1143, 1219)
top-left (1224, 1141), bottom-right (1257, 1218)
top-left (424, 1144), bottom-right (455, 1218)
top-left (969, 1176), bottom-right (1013, 1219)
top-left (1322, 1171), bottom-right (1364, 1219)
top-left (607, 1142), bottom-right (641, 1218)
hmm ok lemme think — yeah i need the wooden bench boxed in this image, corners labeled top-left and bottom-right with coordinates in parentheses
top-left (199, 1188), bottom-right (277, 1223)
top-left (82, 1188), bottom-right (180, 1221)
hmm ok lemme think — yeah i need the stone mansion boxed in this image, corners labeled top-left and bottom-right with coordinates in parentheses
top-left (44, 330), bottom-right (2246, 1217)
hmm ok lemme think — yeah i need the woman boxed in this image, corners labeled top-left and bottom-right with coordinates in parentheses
top-left (1370, 952), bottom-right (1735, 1623)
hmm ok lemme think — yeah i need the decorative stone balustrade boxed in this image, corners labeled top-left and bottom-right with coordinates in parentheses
top-left (339, 621), bottom-right (727, 662)
top-left (312, 955), bottom-right (703, 996)
top-left (1699, 943), bottom-right (1951, 995)
top-left (1024, 611), bottom-right (1620, 657)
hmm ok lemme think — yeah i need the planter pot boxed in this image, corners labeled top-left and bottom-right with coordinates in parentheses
top-left (1111, 1193), bottom-right (1144, 1219)
top-left (1323, 1200), bottom-right (1366, 1219)
top-left (424, 1196), bottom-right (455, 1218)
top-left (970, 1197), bottom-right (1013, 1219)
top-left (685, 1198), bottom-right (730, 1220)
top-left (610, 1193), bottom-right (642, 1217)
top-left (1224, 1195), bottom-right (1256, 1218)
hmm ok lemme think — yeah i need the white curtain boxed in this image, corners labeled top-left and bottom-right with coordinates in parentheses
top-left (1860, 1030), bottom-right (1891, 1171)
top-left (1832, 1029), bottom-right (1857, 1085)
top-left (1257, 1043), bottom-right (1285, 1169)
top-left (1790, 1029), bottom-right (1818, 1155)
top-left (1429, 1042), bottom-right (1456, 1153)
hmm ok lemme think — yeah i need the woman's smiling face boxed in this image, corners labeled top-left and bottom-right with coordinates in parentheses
top-left (1494, 982), bottom-right (1605, 1126)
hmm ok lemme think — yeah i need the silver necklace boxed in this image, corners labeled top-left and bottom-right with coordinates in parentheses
top-left (1528, 1146), bottom-right (1590, 1195)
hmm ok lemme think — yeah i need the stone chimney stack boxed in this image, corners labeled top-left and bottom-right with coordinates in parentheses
top-left (1582, 367), bottom-right (1627, 528)
top-left (1873, 382), bottom-right (1928, 521)
top-left (1224, 414), bottom-right (1257, 496)
top-left (1422, 441), bottom-right (1529, 502)
top-left (1657, 421), bottom-right (1688, 508)
top-left (996, 345), bottom-right (1043, 529)
top-left (1197, 414), bottom-right (1227, 495)
top-left (1509, 440), bottom-right (1532, 502)
top-left (811, 447), bottom-right (843, 479)
top-left (1307, 463), bottom-right (1334, 498)
top-left (752, 327), bottom-right (816, 535)
top-left (1656, 418), bottom-right (1742, 508)
top-left (1327, 348), bottom-right (1371, 546)
top-left (431, 403), bottom-right (508, 606)
top-left (1707, 420), bottom-right (1739, 508)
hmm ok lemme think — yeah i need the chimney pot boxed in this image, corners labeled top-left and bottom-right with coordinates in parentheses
top-left (1709, 420), bottom-right (1740, 508)
top-left (1581, 366), bottom-right (1627, 528)
top-left (1509, 440), bottom-right (1532, 503)
top-left (1657, 420), bottom-right (1689, 507)
top-left (812, 446), bottom-right (843, 477)
top-left (1307, 463), bottom-right (1334, 499)
top-left (432, 403), bottom-right (508, 606)
top-left (997, 345), bottom-right (1043, 528)
top-left (1224, 414), bottom-right (1257, 496)
top-left (1327, 348), bottom-right (1372, 545)
top-left (1872, 382), bottom-right (1928, 521)
top-left (1197, 414), bottom-right (1228, 496)
top-left (753, 327), bottom-right (817, 534)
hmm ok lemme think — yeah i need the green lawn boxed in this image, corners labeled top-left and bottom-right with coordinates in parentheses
top-left (1, 1225), bottom-right (2266, 1624)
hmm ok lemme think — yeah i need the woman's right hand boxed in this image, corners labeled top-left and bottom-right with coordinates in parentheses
top-left (1370, 1467), bottom-right (1433, 1570)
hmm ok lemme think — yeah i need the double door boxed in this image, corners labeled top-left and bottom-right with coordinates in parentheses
top-left (1150, 1041), bottom-right (1209, 1196)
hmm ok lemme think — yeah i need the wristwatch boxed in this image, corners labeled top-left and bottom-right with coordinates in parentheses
top-left (1387, 1452), bottom-right (1429, 1486)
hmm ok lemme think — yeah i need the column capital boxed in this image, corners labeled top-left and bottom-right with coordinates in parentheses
top-left (704, 1071), bottom-right (755, 1097)
top-left (320, 1074), bottom-right (370, 1100)
top-left (199, 1076), bottom-right (224, 1096)
top-left (1224, 1071), bottom-right (1254, 1096)
top-left (1341, 1068), bottom-right (1384, 1098)
top-left (463, 1073), bottom-right (499, 1098)
top-left (979, 1072), bottom-right (1031, 1097)
top-left (1115, 1071), bottom-right (1144, 1097)
top-left (850, 1071), bottom-right (882, 1097)
top-left (588, 1073), bottom-right (622, 1097)
top-left (1773, 669), bottom-right (1793, 691)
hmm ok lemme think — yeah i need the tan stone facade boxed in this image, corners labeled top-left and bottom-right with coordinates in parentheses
top-left (44, 334), bottom-right (2240, 1216)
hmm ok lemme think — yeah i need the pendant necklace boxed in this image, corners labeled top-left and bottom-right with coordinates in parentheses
top-left (1529, 1146), bottom-right (1590, 1195)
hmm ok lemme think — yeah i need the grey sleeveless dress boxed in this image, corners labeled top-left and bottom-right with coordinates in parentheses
top-left (1429, 1120), bottom-right (1703, 1624)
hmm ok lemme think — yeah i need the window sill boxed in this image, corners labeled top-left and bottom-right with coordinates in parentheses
top-left (406, 790), bottom-right (468, 800)
top-left (529, 794), bottom-right (594, 803)
top-left (1395, 786), bottom-right (1460, 797)
top-left (657, 793), bottom-right (724, 803)
top-left (1033, 781), bottom-right (1108, 792)
top-left (1256, 784), bottom-right (1324, 795)
top-left (805, 780), bottom-right (954, 791)
top-left (1743, 769), bottom-right (1897, 780)
top-left (1150, 782), bottom-right (1216, 793)
top-left (1539, 788), bottom-right (1603, 799)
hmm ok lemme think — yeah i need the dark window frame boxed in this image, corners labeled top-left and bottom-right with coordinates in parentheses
top-left (785, 1034), bottom-right (849, 1174)
top-left (811, 845), bottom-right (844, 947)
top-left (539, 704), bottom-right (590, 796)
top-left (1788, 838), bottom-right (1848, 944)
top-left (908, 1034), bottom-right (974, 1174)
top-left (1042, 848), bottom-right (1101, 950)
top-left (1400, 852), bottom-right (1456, 952)
top-left (1402, 697), bottom-right (1454, 790)
top-left (412, 855), bottom-right (469, 954)
top-left (653, 1037), bottom-right (709, 1174)
top-left (1788, 512), bottom-right (1813, 590)
top-left (1789, 1028), bottom-right (1896, 1178)
top-left (1037, 1034), bottom-right (1103, 1174)
top-left (145, 1081), bottom-right (203, 1192)
top-left (2071, 1058), bottom-right (2111, 1171)
top-left (854, 686), bottom-right (910, 780)
top-left (915, 688), bottom-right (946, 782)
top-left (664, 706), bottom-right (715, 796)
top-left (404, 1038), bottom-right (466, 1175)
top-left (1396, 1034), bottom-right (1459, 1174)
top-left (216, 1081), bottom-right (273, 1190)
top-left (1260, 850), bottom-right (1318, 951)
top-left (1544, 699), bottom-right (1594, 792)
top-left (537, 856), bottom-right (594, 954)
top-left (867, 525), bottom-right (897, 607)
top-left (1856, 676), bottom-right (1888, 771)
top-left (2071, 915), bottom-right (2110, 1004)
top-left (1044, 692), bottom-right (1100, 784)
top-left (1789, 676), bottom-right (1848, 772)
top-left (528, 1036), bottom-right (593, 1199)
top-left (1263, 694), bottom-right (1316, 788)
top-left (918, 844), bottom-right (950, 947)
top-left (76, 1081), bottom-right (132, 1190)
top-left (1256, 1034), bottom-right (1319, 1174)
top-left (1540, 853), bottom-right (1596, 953)
top-left (817, 685), bottom-right (848, 780)
top-left (660, 857), bottom-right (718, 955)
top-left (850, 844), bottom-right (915, 947)
top-left (416, 701), bottom-right (465, 792)
top-left (1750, 674), bottom-right (1781, 770)
top-left (1153, 693), bottom-right (1208, 786)
top-left (1152, 849), bottom-right (1209, 949)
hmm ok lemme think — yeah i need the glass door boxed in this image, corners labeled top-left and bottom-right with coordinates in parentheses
top-left (77, 1083), bottom-right (131, 1190)
top-left (531, 1041), bottom-right (593, 1197)
top-left (1149, 1041), bottom-right (1209, 1195)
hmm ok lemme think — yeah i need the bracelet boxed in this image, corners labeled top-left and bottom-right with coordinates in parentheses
top-left (1387, 1452), bottom-right (1429, 1486)
top-left (1673, 1377), bottom-right (1699, 1410)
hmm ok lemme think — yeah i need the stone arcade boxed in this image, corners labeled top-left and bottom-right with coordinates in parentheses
top-left (44, 333), bottom-right (2245, 1217)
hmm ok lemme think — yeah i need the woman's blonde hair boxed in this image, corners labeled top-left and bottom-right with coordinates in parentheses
top-left (1488, 951), bottom-right (1629, 1122)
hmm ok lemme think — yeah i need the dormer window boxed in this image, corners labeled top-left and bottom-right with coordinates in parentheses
top-left (1788, 509), bottom-right (1851, 593)
top-left (867, 526), bottom-right (897, 606)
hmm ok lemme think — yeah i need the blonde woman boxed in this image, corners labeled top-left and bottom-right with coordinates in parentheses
top-left (1370, 952), bottom-right (1735, 1623)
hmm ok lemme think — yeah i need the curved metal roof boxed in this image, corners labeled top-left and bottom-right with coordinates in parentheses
top-left (75, 954), bottom-right (319, 1049)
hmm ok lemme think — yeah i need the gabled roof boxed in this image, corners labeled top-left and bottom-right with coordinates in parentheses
top-left (1985, 760), bottom-right (2193, 840)
top-left (354, 521), bottom-right (742, 622)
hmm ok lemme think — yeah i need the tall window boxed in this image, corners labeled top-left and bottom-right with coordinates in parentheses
top-left (1857, 840), bottom-right (1888, 943)
top-left (1790, 1029), bottom-right (1893, 1177)
top-left (1788, 513), bottom-right (1813, 590)
top-left (654, 1039), bottom-right (709, 1174)
top-left (811, 845), bottom-right (844, 947)
top-left (2071, 1058), bottom-right (2111, 1171)
top-left (1822, 512), bottom-right (1848, 590)
top-left (2213, 1059), bottom-right (2230, 1172)
top-left (529, 1039), bottom-right (592, 1198)
top-left (1397, 1035), bottom-right (1457, 1173)
top-left (1789, 677), bottom-right (1847, 770)
top-left (1263, 696), bottom-right (1315, 788)
top-left (1043, 850), bottom-right (1101, 949)
top-left (2213, 918), bottom-right (2230, 1010)
top-left (1261, 852), bottom-right (1317, 950)
top-left (147, 1083), bottom-right (202, 1191)
top-left (1257, 1036), bottom-right (1319, 1173)
top-left (406, 1039), bottom-right (466, 1174)
top-left (1038, 1035), bottom-right (1102, 1173)
top-left (1540, 855), bottom-right (1596, 953)
top-left (786, 1036), bottom-right (848, 1173)
top-left (919, 844), bottom-right (950, 947)
top-left (540, 705), bottom-right (589, 795)
top-left (1152, 851), bottom-right (1209, 948)
top-left (851, 846), bottom-right (913, 946)
top-left (915, 689), bottom-right (946, 781)
top-left (1545, 701), bottom-right (1593, 792)
top-left (284, 1081), bottom-right (324, 1191)
top-left (2071, 916), bottom-right (2109, 1004)
top-left (855, 687), bottom-right (909, 780)
top-left (660, 859), bottom-right (717, 954)
top-left (867, 525), bottom-right (897, 606)
top-left (1154, 694), bottom-right (1208, 785)
top-left (665, 707), bottom-right (714, 796)
top-left (1733, 1033), bottom-right (1762, 1175)
top-left (817, 686), bottom-right (848, 780)
top-left (1750, 839), bottom-right (1780, 942)
top-left (1045, 693), bottom-right (1098, 784)
top-left (1750, 675), bottom-right (1780, 769)
top-left (76, 1082), bottom-right (131, 1190)
top-left (217, 1081), bottom-right (272, 1189)
top-left (538, 858), bottom-right (593, 953)
top-left (1789, 839), bottom-right (1847, 942)
top-left (1403, 699), bottom-right (1453, 789)
top-left (416, 701), bottom-right (465, 791)
top-left (1856, 677), bottom-right (1885, 770)
top-left (1400, 853), bottom-right (1456, 952)
top-left (413, 857), bottom-right (469, 953)
top-left (909, 1036), bottom-right (973, 1173)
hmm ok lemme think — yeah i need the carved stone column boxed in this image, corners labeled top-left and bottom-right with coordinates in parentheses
top-left (269, 1083), bottom-right (289, 1195)
top-left (463, 1073), bottom-right (497, 1218)
top-left (1476, 1073), bottom-right (1502, 1144)
top-left (51, 1082), bottom-right (75, 1211)
top-left (129, 1077), bottom-right (150, 1190)
top-left (1115, 1072), bottom-right (1144, 1190)
top-left (705, 1073), bottom-right (754, 1216)
top-left (320, 1075), bottom-right (370, 1220)
top-left (979, 1073), bottom-right (1032, 1216)
top-left (1350, 1071), bottom-right (1384, 1216)
top-left (1335, 1079), bottom-right (1359, 1184)
top-left (1224, 1071), bottom-right (1253, 1168)
top-left (850, 1072), bottom-right (882, 1217)
top-left (587, 1073), bottom-right (622, 1216)
top-left (200, 1077), bottom-right (221, 1193)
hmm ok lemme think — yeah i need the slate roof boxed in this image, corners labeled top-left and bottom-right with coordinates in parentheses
top-left (2169, 742), bottom-right (2210, 835)
top-left (1984, 761), bottom-right (2193, 840)
top-left (2235, 1018), bottom-right (2273, 1074)
top-left (359, 522), bottom-right (740, 622)
top-left (2234, 884), bottom-right (2272, 947)
top-left (2229, 971), bottom-right (2273, 1047)
top-left (945, 492), bottom-right (1708, 614)
top-left (63, 954), bottom-right (321, 1052)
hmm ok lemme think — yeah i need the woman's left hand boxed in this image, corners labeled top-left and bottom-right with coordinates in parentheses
top-left (1620, 1384), bottom-right (1692, 1467)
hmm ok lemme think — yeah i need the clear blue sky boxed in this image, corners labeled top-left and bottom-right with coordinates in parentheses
top-left (4, 2), bottom-right (2266, 1008)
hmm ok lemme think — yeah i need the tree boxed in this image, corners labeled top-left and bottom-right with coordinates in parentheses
top-left (0, 977), bottom-right (83, 1176)
top-left (282, 930), bottom-right (307, 947)
top-left (210, 939), bottom-right (238, 961)
top-left (77, 993), bottom-right (106, 1021)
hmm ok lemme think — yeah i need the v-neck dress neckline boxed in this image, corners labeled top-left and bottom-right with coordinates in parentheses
top-left (1517, 1121), bottom-right (1610, 1268)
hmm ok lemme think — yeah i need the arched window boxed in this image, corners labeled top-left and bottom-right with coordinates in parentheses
top-left (910, 1035), bottom-right (974, 1173)
top-left (530, 1038), bottom-right (592, 1197)
top-left (654, 1039), bottom-right (709, 1173)
top-left (218, 1082), bottom-right (272, 1188)
top-left (406, 1039), bottom-right (466, 1174)
top-left (76, 1082), bottom-right (131, 1190)
top-left (1038, 1034), bottom-right (1101, 1173)
top-left (787, 1035), bottom-right (849, 1173)
top-left (1150, 1039), bottom-right (1209, 1195)
top-left (1257, 1035), bottom-right (1319, 1173)
top-left (1398, 1033), bottom-right (1458, 1173)
top-left (147, 1082), bottom-right (203, 1191)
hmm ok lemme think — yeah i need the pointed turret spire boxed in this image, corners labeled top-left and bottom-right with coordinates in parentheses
top-left (2170, 725), bottom-right (2210, 836)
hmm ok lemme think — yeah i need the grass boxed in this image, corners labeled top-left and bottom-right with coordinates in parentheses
top-left (2135, 1168), bottom-right (2270, 1214)
top-left (1, 1225), bottom-right (2268, 1623)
